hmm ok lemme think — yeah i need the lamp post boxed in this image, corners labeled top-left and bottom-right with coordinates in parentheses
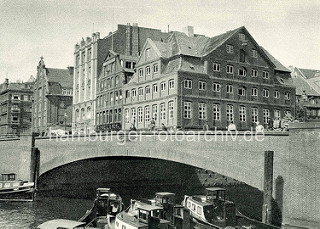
top-left (64, 112), bottom-right (67, 131)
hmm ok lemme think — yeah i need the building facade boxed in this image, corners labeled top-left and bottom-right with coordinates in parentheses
top-left (122, 26), bottom-right (296, 130)
top-left (0, 78), bottom-right (34, 136)
top-left (74, 23), bottom-right (168, 133)
top-left (32, 57), bottom-right (74, 135)
top-left (290, 66), bottom-right (320, 121)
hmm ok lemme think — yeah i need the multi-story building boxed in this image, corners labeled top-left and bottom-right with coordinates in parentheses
top-left (290, 66), bottom-right (320, 121)
top-left (122, 26), bottom-right (296, 130)
top-left (32, 57), bottom-right (74, 135)
top-left (0, 78), bottom-right (34, 136)
top-left (95, 24), bottom-right (168, 132)
top-left (73, 23), bottom-right (168, 133)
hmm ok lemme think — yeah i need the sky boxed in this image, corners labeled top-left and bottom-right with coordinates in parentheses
top-left (1, 0), bottom-right (319, 82)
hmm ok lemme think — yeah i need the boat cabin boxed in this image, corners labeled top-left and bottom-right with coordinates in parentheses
top-left (205, 187), bottom-right (226, 202)
top-left (155, 192), bottom-right (175, 206)
top-left (1, 173), bottom-right (16, 181)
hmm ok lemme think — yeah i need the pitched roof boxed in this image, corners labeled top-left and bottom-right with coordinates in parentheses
top-left (292, 74), bottom-right (320, 96)
top-left (259, 47), bottom-right (290, 72)
top-left (298, 68), bottom-right (320, 79)
top-left (152, 40), bottom-right (171, 58)
top-left (46, 68), bottom-right (73, 88)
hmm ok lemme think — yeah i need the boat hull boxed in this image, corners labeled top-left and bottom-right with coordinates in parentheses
top-left (0, 188), bottom-right (34, 201)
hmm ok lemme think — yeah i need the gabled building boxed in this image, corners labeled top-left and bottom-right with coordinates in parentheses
top-left (290, 66), bottom-right (320, 121)
top-left (122, 26), bottom-right (296, 130)
top-left (0, 78), bottom-right (34, 136)
top-left (33, 57), bottom-right (74, 135)
top-left (87, 23), bottom-right (168, 133)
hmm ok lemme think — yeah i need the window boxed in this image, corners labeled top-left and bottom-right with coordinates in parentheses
top-left (152, 104), bottom-right (158, 121)
top-left (131, 108), bottom-right (136, 122)
top-left (199, 103), bottom-right (207, 120)
top-left (238, 87), bottom-right (246, 96)
top-left (153, 64), bottom-right (158, 73)
top-left (199, 81), bottom-right (206, 91)
top-left (239, 33), bottom-right (246, 41)
top-left (125, 61), bottom-right (132, 69)
top-left (274, 110), bottom-right (281, 119)
top-left (274, 91), bottom-right (280, 99)
top-left (213, 104), bottom-right (220, 120)
top-left (125, 109), bottom-right (130, 123)
top-left (184, 79), bottom-right (192, 89)
top-left (13, 95), bottom-right (19, 100)
top-left (263, 71), bottom-right (269, 79)
top-left (160, 82), bottom-right (166, 91)
top-left (226, 44), bottom-right (234, 53)
top-left (213, 63), bottom-right (220, 72)
top-left (285, 110), bottom-right (291, 116)
top-left (226, 85), bottom-right (233, 94)
top-left (263, 89), bottom-right (269, 98)
top-left (138, 88), bottom-right (143, 98)
top-left (226, 105), bottom-right (234, 121)
top-left (240, 50), bottom-right (246, 63)
top-left (251, 88), bottom-right (258, 96)
top-left (263, 109), bottom-right (270, 124)
top-left (184, 101), bottom-right (192, 119)
top-left (168, 101), bottom-right (174, 119)
top-left (252, 107), bottom-right (258, 123)
top-left (153, 84), bottom-right (158, 93)
top-left (160, 103), bottom-right (166, 120)
top-left (213, 83), bottom-right (221, 92)
top-left (252, 49), bottom-right (258, 58)
top-left (239, 106), bottom-right (246, 122)
top-left (145, 106), bottom-right (150, 123)
top-left (251, 69), bottom-right (258, 77)
top-left (238, 67), bottom-right (246, 76)
top-left (146, 66), bottom-right (150, 75)
top-left (226, 65), bottom-right (234, 74)
top-left (197, 206), bottom-right (202, 215)
top-left (145, 48), bottom-right (151, 60)
top-left (138, 69), bottom-right (143, 78)
top-left (125, 90), bottom-right (130, 98)
top-left (145, 86), bottom-right (150, 94)
top-left (284, 92), bottom-right (290, 100)
top-left (138, 107), bottom-right (143, 123)
top-left (132, 89), bottom-right (137, 97)
top-left (169, 80), bottom-right (174, 89)
top-left (110, 92), bottom-right (114, 102)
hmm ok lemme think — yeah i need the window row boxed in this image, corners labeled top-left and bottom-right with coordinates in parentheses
top-left (138, 63), bottom-right (159, 78)
top-left (96, 90), bottom-right (123, 108)
top-left (125, 101), bottom-right (174, 124)
top-left (125, 79), bottom-right (175, 99)
top-left (98, 75), bottom-right (121, 91)
top-left (96, 108), bottom-right (122, 125)
top-left (184, 101), bottom-right (291, 124)
top-left (184, 80), bottom-right (291, 99)
top-left (212, 63), bottom-right (269, 78)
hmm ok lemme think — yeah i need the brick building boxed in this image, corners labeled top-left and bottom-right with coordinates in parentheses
top-left (33, 57), bottom-right (74, 135)
top-left (122, 26), bottom-right (296, 130)
top-left (0, 78), bottom-right (34, 136)
top-left (290, 66), bottom-right (320, 121)
top-left (94, 24), bottom-right (168, 132)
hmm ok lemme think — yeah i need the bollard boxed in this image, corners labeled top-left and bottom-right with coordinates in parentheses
top-left (262, 150), bottom-right (274, 224)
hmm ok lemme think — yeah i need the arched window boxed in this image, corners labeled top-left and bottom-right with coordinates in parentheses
top-left (240, 49), bottom-right (246, 63)
top-left (87, 107), bottom-right (91, 119)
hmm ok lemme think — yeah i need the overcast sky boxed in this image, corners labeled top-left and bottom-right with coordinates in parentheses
top-left (1, 0), bottom-right (319, 82)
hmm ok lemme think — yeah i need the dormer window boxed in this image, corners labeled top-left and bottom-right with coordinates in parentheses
top-left (153, 64), bottom-right (159, 73)
top-left (226, 45), bottom-right (234, 53)
top-left (138, 68), bottom-right (143, 78)
top-left (146, 66), bottom-right (150, 75)
top-left (145, 48), bottom-right (151, 60)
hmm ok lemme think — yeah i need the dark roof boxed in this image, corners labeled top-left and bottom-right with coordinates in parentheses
top-left (260, 47), bottom-right (290, 72)
top-left (46, 68), bottom-right (73, 88)
top-left (298, 68), bottom-right (320, 79)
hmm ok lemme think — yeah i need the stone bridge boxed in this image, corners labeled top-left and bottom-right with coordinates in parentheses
top-left (0, 123), bottom-right (319, 228)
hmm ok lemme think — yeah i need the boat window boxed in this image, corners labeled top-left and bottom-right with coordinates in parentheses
top-left (187, 201), bottom-right (191, 208)
top-left (192, 204), bottom-right (196, 211)
top-left (151, 209), bottom-right (161, 218)
top-left (0, 183), bottom-right (2, 188)
top-left (122, 225), bottom-right (126, 229)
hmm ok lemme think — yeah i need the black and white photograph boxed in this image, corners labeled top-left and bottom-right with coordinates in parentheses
top-left (0, 0), bottom-right (319, 228)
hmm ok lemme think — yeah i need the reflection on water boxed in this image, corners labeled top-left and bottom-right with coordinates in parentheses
top-left (0, 197), bottom-right (92, 228)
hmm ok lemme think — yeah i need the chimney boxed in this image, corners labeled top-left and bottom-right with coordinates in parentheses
top-left (182, 26), bottom-right (194, 37)
top-left (67, 66), bottom-right (74, 76)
